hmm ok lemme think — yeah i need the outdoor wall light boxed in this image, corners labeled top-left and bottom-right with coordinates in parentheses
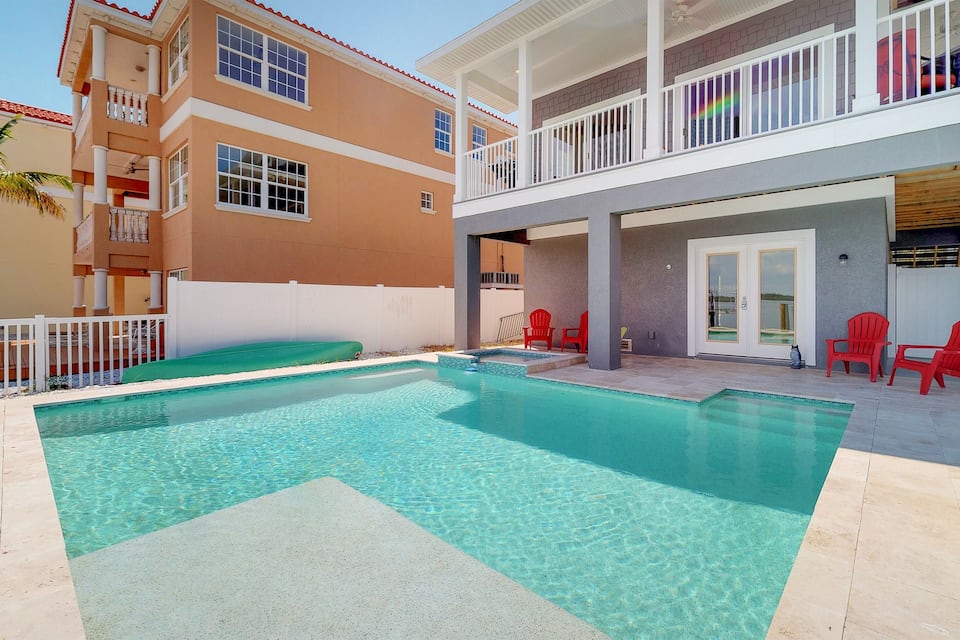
top-left (839, 253), bottom-right (849, 265)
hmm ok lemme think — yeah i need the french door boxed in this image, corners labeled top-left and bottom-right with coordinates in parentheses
top-left (688, 230), bottom-right (816, 363)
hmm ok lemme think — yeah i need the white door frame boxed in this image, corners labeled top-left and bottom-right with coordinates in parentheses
top-left (687, 229), bottom-right (817, 365)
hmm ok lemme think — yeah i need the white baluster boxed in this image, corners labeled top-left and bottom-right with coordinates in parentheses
top-left (107, 86), bottom-right (117, 119)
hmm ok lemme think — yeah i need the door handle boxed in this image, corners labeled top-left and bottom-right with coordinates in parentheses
top-left (741, 296), bottom-right (747, 310)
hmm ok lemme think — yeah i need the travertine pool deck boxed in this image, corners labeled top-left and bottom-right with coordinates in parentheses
top-left (1, 353), bottom-right (958, 638)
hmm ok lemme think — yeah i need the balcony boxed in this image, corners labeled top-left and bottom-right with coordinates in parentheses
top-left (438, 0), bottom-right (960, 204)
top-left (74, 205), bottom-right (161, 272)
top-left (480, 271), bottom-right (522, 289)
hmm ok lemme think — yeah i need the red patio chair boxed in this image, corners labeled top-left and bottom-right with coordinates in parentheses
top-left (523, 308), bottom-right (555, 350)
top-left (825, 312), bottom-right (890, 382)
top-left (877, 28), bottom-right (919, 104)
top-left (560, 311), bottom-right (588, 353)
top-left (888, 320), bottom-right (960, 395)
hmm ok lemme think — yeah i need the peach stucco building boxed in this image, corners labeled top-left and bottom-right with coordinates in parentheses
top-left (0, 99), bottom-right (150, 318)
top-left (58, 0), bottom-right (522, 316)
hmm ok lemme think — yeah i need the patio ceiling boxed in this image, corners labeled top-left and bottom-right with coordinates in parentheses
top-left (896, 165), bottom-right (960, 231)
top-left (417, 0), bottom-right (789, 113)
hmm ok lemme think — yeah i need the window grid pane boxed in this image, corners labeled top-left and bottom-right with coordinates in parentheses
top-left (168, 18), bottom-right (189, 86)
top-left (168, 146), bottom-right (188, 209)
top-left (217, 143), bottom-right (306, 216)
top-left (434, 110), bottom-right (452, 152)
top-left (217, 16), bottom-right (306, 103)
top-left (471, 125), bottom-right (487, 150)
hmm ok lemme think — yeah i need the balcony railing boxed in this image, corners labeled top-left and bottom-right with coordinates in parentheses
top-left (106, 86), bottom-right (148, 126)
top-left (109, 207), bottom-right (149, 243)
top-left (460, 2), bottom-right (959, 201)
top-left (76, 214), bottom-right (93, 251)
top-left (480, 271), bottom-right (522, 288)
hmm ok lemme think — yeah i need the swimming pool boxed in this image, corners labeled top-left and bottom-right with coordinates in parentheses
top-left (36, 364), bottom-right (850, 639)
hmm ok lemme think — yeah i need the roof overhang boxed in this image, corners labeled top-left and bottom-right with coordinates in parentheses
top-left (417, 0), bottom-right (791, 114)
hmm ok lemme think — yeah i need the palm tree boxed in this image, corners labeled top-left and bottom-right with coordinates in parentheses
top-left (0, 114), bottom-right (73, 217)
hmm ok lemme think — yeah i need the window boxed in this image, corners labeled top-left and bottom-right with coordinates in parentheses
top-left (420, 191), bottom-right (434, 212)
top-left (216, 16), bottom-right (307, 103)
top-left (434, 109), bottom-right (451, 152)
top-left (217, 143), bottom-right (307, 216)
top-left (168, 146), bottom-right (188, 210)
top-left (168, 268), bottom-right (188, 281)
top-left (471, 124), bottom-right (487, 149)
top-left (168, 17), bottom-right (189, 87)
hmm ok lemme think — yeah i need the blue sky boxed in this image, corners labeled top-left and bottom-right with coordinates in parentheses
top-left (0, 0), bottom-right (515, 115)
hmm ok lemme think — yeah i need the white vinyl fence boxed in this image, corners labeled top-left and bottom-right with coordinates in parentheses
top-left (890, 265), bottom-right (960, 357)
top-left (166, 280), bottom-right (524, 358)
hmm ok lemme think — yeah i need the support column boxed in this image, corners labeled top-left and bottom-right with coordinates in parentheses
top-left (148, 156), bottom-right (161, 211)
top-left (149, 270), bottom-right (163, 310)
top-left (853, 0), bottom-right (881, 112)
top-left (72, 183), bottom-right (84, 226)
top-left (93, 145), bottom-right (108, 204)
top-left (93, 268), bottom-right (109, 314)
top-left (147, 45), bottom-right (161, 96)
top-left (73, 276), bottom-right (86, 311)
top-left (454, 72), bottom-right (468, 201)
top-left (91, 25), bottom-right (107, 82)
top-left (644, 0), bottom-right (665, 159)
top-left (516, 40), bottom-right (533, 188)
top-left (454, 227), bottom-right (481, 350)
top-left (587, 213), bottom-right (622, 371)
top-left (72, 93), bottom-right (83, 132)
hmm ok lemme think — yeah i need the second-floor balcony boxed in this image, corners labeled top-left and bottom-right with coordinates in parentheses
top-left (422, 0), bottom-right (960, 204)
top-left (75, 204), bottom-right (159, 270)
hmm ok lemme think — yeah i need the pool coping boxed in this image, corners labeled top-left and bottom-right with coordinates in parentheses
top-left (2, 353), bottom-right (959, 638)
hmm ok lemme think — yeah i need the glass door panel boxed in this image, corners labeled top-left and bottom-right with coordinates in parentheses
top-left (707, 253), bottom-right (739, 343)
top-left (758, 249), bottom-right (797, 345)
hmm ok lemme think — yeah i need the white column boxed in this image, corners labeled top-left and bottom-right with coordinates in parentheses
top-left (72, 183), bottom-right (85, 226)
top-left (853, 0), bottom-right (880, 112)
top-left (644, 0), bottom-right (665, 159)
top-left (91, 25), bottom-right (107, 82)
top-left (93, 268), bottom-right (109, 311)
top-left (149, 271), bottom-right (163, 309)
top-left (454, 71), bottom-right (468, 201)
top-left (516, 40), bottom-right (533, 188)
top-left (73, 276), bottom-right (86, 309)
top-left (147, 45), bottom-right (161, 95)
top-left (93, 145), bottom-right (108, 204)
top-left (72, 92), bottom-right (83, 132)
top-left (148, 155), bottom-right (161, 210)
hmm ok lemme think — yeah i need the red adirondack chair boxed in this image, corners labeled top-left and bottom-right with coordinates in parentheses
top-left (825, 312), bottom-right (891, 382)
top-left (523, 308), bottom-right (555, 350)
top-left (888, 321), bottom-right (960, 395)
top-left (560, 311), bottom-right (588, 353)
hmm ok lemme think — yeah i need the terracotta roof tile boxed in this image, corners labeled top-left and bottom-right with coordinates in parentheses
top-left (58, 0), bottom-right (514, 128)
top-left (0, 99), bottom-right (72, 126)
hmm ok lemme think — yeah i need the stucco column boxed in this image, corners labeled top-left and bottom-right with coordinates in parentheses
top-left (454, 226), bottom-right (481, 350)
top-left (644, 0), bottom-right (665, 158)
top-left (149, 270), bottom-right (163, 310)
top-left (72, 93), bottom-right (83, 132)
top-left (516, 40), bottom-right (533, 188)
top-left (73, 276), bottom-right (85, 309)
top-left (147, 155), bottom-right (161, 210)
top-left (147, 45), bottom-right (161, 95)
top-left (454, 71), bottom-right (468, 201)
top-left (91, 25), bottom-right (107, 82)
top-left (93, 268), bottom-right (109, 312)
top-left (93, 145), bottom-right (108, 205)
top-left (72, 183), bottom-right (84, 226)
top-left (853, 0), bottom-right (881, 112)
top-left (587, 212), bottom-right (622, 371)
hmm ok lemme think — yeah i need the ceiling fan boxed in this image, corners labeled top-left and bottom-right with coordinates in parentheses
top-left (669, 0), bottom-right (711, 31)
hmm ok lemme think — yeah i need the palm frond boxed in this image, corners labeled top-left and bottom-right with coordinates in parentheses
top-left (0, 114), bottom-right (23, 166)
top-left (0, 171), bottom-right (69, 218)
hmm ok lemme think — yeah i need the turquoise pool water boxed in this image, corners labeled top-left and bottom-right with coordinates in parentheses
top-left (36, 365), bottom-right (850, 639)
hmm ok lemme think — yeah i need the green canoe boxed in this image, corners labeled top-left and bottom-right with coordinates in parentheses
top-left (122, 341), bottom-right (363, 383)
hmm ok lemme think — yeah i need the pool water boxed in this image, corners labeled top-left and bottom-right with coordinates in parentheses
top-left (36, 365), bottom-right (850, 639)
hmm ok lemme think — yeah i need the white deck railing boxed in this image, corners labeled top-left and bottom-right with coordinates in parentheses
top-left (76, 214), bottom-right (94, 251)
top-left (106, 85), bottom-right (148, 126)
top-left (2, 314), bottom-right (167, 395)
top-left (662, 27), bottom-right (855, 154)
top-left (109, 207), bottom-right (149, 243)
top-left (463, 137), bottom-right (518, 199)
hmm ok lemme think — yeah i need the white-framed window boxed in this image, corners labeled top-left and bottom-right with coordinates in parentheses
top-left (168, 268), bottom-right (188, 281)
top-left (168, 17), bottom-right (189, 87)
top-left (471, 124), bottom-right (487, 149)
top-left (420, 191), bottom-right (434, 213)
top-left (168, 145), bottom-right (188, 210)
top-left (217, 143), bottom-right (307, 216)
top-left (216, 16), bottom-right (307, 103)
top-left (434, 109), bottom-right (451, 152)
